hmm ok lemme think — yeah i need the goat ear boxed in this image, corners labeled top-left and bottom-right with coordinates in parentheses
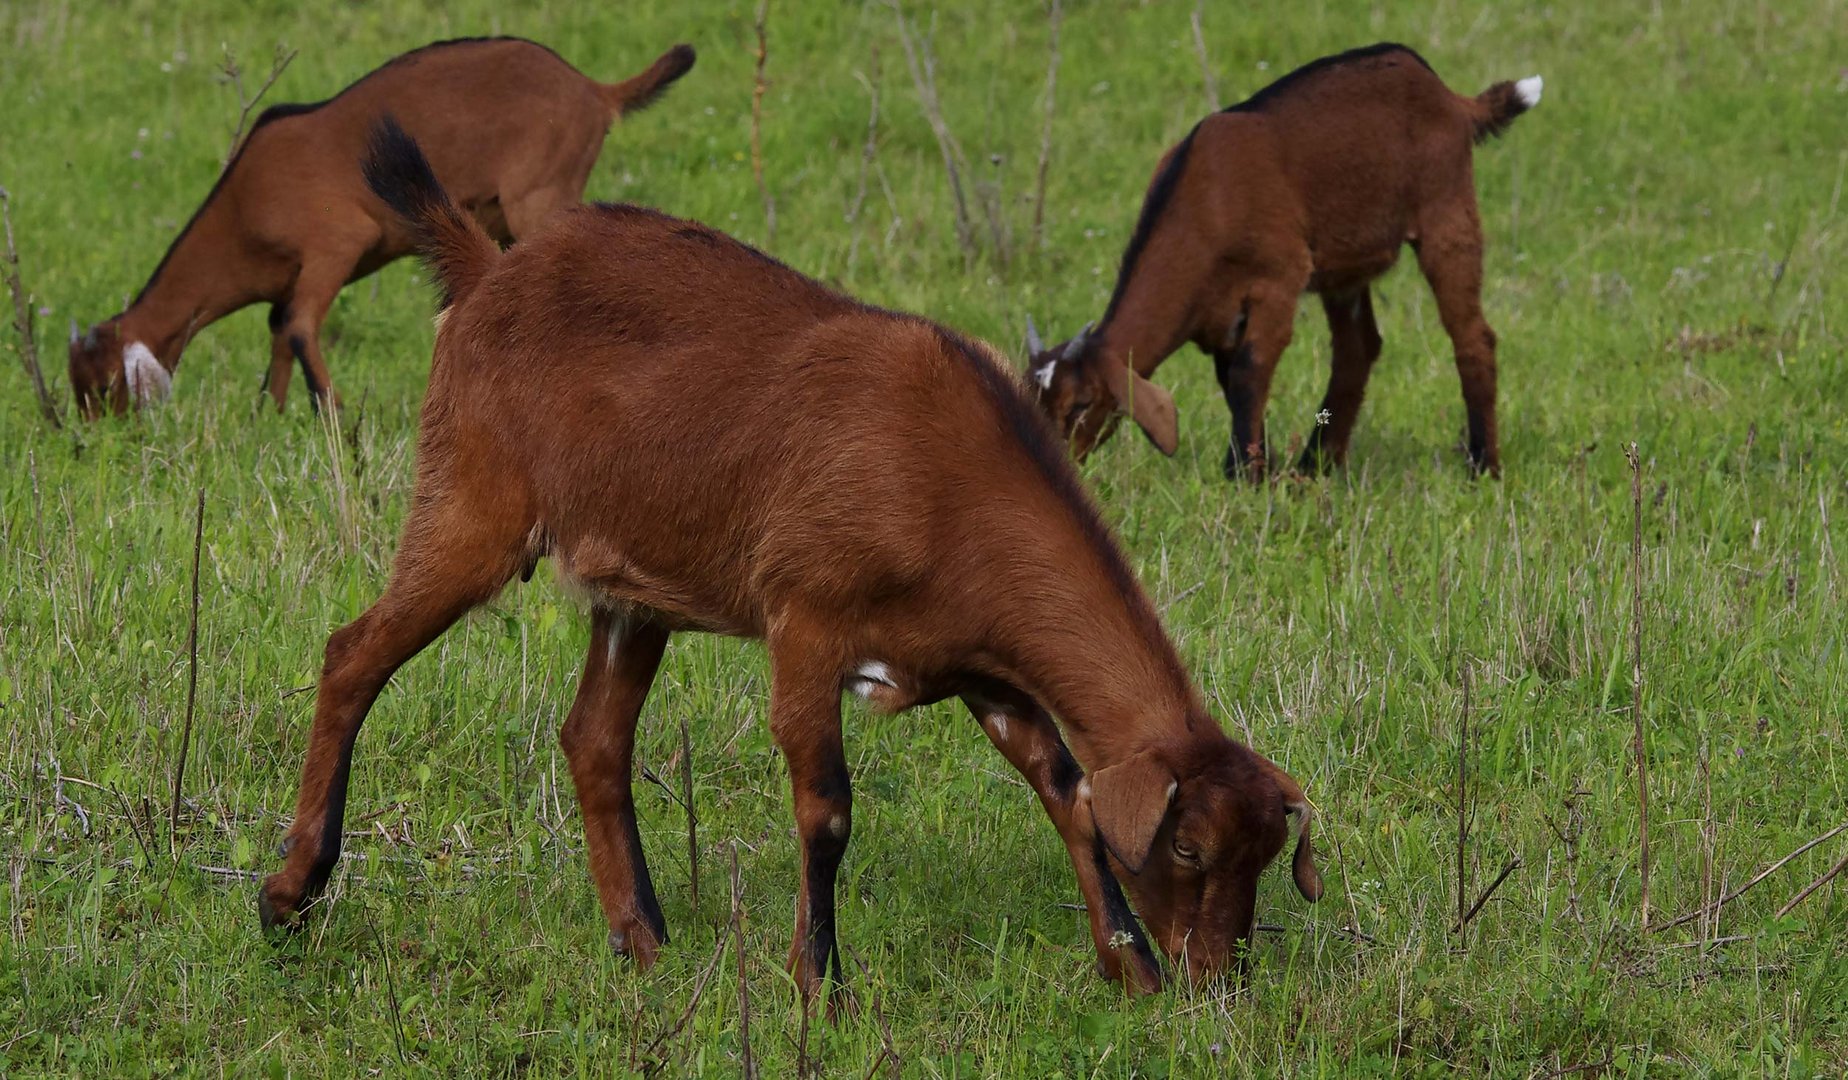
top-left (1084, 751), bottom-right (1177, 875)
top-left (1100, 358), bottom-right (1178, 456)
top-left (1024, 314), bottom-right (1044, 356)
top-left (1257, 754), bottom-right (1323, 902)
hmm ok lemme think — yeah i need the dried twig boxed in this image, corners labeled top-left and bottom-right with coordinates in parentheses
top-left (1330, 829), bottom-right (1367, 944)
top-left (847, 948), bottom-right (901, 1079)
top-left (1455, 857), bottom-right (1521, 931)
top-left (750, 0), bottom-right (776, 247)
top-left (795, 982), bottom-right (814, 1078)
top-left (1456, 662), bottom-right (1471, 935)
top-left (731, 843), bottom-right (757, 1080)
top-left (1626, 443), bottom-right (1650, 931)
top-left (639, 929), bottom-right (730, 1065)
top-left (1698, 738), bottom-right (1716, 945)
top-left (0, 185), bottom-right (61, 428)
top-left (169, 489), bottom-right (206, 852)
top-left (1655, 823), bottom-right (1848, 932)
top-left (219, 44), bottom-right (297, 166)
top-left (1189, 2), bottom-right (1220, 111)
top-left (365, 917), bottom-right (410, 1065)
top-left (1774, 847), bottom-right (1848, 919)
top-left (679, 709), bottom-right (699, 923)
top-left (889, 2), bottom-right (978, 267)
top-left (845, 53), bottom-right (882, 278)
top-left (1030, 0), bottom-right (1063, 252)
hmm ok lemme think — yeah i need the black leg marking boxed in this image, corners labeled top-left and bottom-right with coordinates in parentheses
top-left (624, 811), bottom-right (668, 943)
top-left (1090, 834), bottom-right (1161, 978)
top-left (289, 334), bottom-right (323, 415)
top-left (1216, 343), bottom-right (1259, 479)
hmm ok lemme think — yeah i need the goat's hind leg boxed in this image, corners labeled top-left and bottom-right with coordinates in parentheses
top-left (259, 492), bottom-right (528, 931)
top-left (558, 611), bottom-right (672, 966)
top-left (963, 685), bottom-right (1163, 994)
top-left (1415, 204), bottom-right (1500, 475)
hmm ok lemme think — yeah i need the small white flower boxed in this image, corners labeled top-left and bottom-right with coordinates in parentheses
top-left (1315, 409), bottom-right (1332, 426)
top-left (1107, 930), bottom-right (1134, 951)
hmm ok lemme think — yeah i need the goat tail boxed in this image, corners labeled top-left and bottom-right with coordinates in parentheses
top-left (1471, 75), bottom-right (1543, 143)
top-left (600, 44), bottom-right (697, 117)
top-left (361, 116), bottom-right (499, 310)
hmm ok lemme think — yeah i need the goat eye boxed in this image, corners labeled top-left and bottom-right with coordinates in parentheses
top-left (1172, 838), bottom-right (1199, 862)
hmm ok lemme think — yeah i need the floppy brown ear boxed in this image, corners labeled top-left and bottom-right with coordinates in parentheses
top-left (1100, 357), bottom-right (1178, 456)
top-left (1085, 750), bottom-right (1177, 875)
top-left (1258, 755), bottom-right (1323, 902)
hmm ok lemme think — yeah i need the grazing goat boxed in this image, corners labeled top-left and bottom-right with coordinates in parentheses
top-left (68, 36), bottom-right (696, 419)
top-left (258, 120), bottom-right (1322, 1006)
top-left (1026, 43), bottom-right (1541, 479)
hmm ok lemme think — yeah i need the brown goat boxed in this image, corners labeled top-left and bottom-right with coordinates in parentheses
top-left (68, 36), bottom-right (695, 419)
top-left (1027, 43), bottom-right (1540, 479)
top-left (257, 121), bottom-right (1322, 1006)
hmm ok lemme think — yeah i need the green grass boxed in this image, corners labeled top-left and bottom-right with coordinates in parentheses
top-left (3, 0), bottom-right (1847, 1075)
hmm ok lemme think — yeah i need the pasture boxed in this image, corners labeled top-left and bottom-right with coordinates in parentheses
top-left (2, 0), bottom-right (1845, 1074)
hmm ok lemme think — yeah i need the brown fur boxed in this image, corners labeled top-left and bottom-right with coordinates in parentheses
top-left (67, 37), bottom-right (695, 419)
top-left (1027, 43), bottom-right (1539, 479)
top-left (256, 122), bottom-right (1322, 1006)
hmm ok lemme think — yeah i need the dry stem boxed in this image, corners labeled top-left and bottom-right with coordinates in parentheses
top-left (168, 489), bottom-right (206, 852)
top-left (1030, 0), bottom-right (1063, 252)
top-left (750, 0), bottom-right (776, 246)
top-left (0, 185), bottom-right (61, 428)
top-left (1626, 443), bottom-right (1651, 931)
top-left (219, 44), bottom-right (297, 166)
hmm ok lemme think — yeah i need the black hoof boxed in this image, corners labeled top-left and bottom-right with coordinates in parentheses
top-left (257, 886), bottom-right (297, 933)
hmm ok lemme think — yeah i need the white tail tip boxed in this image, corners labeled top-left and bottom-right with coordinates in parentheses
top-left (1515, 75), bottom-right (1543, 109)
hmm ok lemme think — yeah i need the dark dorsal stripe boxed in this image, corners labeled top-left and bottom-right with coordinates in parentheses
top-left (1222, 42), bottom-right (1431, 115)
top-left (1099, 123), bottom-right (1200, 328)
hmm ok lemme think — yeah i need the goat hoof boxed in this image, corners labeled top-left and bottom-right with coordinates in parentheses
top-left (607, 921), bottom-right (663, 969)
top-left (257, 880), bottom-right (304, 934)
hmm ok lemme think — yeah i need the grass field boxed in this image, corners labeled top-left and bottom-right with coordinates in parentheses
top-left (4, 0), bottom-right (1847, 1075)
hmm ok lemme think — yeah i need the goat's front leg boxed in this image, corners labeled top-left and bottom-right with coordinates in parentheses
top-left (261, 303), bottom-right (295, 411)
top-left (963, 686), bottom-right (1163, 994)
top-left (766, 629), bottom-right (854, 1014)
top-left (1214, 286), bottom-right (1302, 482)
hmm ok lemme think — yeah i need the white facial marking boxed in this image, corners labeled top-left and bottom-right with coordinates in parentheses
top-left (1165, 780), bottom-right (1178, 803)
top-left (988, 714), bottom-right (1009, 743)
top-left (1515, 75), bottom-right (1543, 108)
top-left (1034, 361), bottom-right (1056, 391)
top-left (122, 342), bottom-right (172, 404)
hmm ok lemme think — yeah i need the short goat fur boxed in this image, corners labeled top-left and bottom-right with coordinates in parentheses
top-left (258, 119), bottom-right (1322, 1007)
top-left (1027, 43), bottom-right (1541, 479)
top-left (68, 36), bottom-right (695, 418)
